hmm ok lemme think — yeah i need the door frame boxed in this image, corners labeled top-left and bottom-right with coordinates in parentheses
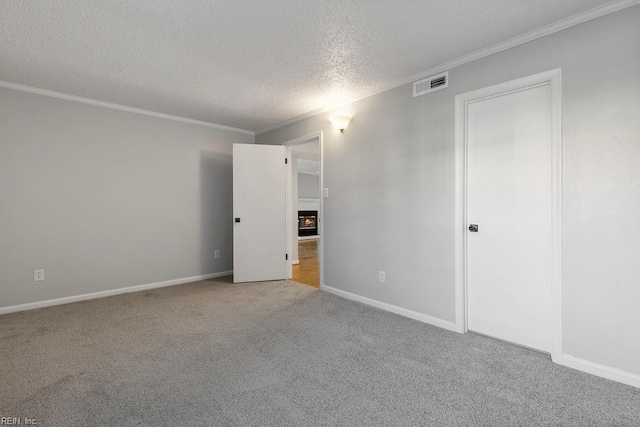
top-left (282, 132), bottom-right (324, 288)
top-left (454, 68), bottom-right (563, 361)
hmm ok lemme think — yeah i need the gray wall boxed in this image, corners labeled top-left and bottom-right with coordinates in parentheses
top-left (257, 7), bottom-right (640, 376)
top-left (0, 88), bottom-right (253, 308)
top-left (298, 174), bottom-right (320, 199)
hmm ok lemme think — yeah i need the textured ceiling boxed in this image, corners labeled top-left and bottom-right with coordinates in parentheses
top-left (0, 0), bottom-right (616, 132)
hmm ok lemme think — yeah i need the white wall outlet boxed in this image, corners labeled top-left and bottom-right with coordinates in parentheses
top-left (379, 271), bottom-right (386, 283)
top-left (34, 269), bottom-right (45, 282)
top-left (323, 187), bottom-right (329, 198)
top-left (214, 250), bottom-right (220, 259)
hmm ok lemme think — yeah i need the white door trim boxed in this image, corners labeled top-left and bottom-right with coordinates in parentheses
top-left (282, 132), bottom-right (324, 288)
top-left (454, 68), bottom-right (563, 361)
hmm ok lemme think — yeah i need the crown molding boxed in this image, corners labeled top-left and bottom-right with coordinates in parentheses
top-left (256, 0), bottom-right (639, 135)
top-left (0, 80), bottom-right (255, 136)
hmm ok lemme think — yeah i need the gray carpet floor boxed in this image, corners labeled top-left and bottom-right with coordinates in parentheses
top-left (1, 278), bottom-right (639, 426)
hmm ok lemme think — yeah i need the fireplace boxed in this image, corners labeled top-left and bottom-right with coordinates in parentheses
top-left (298, 210), bottom-right (318, 236)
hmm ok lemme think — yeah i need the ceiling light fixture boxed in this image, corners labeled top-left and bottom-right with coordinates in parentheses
top-left (329, 116), bottom-right (352, 133)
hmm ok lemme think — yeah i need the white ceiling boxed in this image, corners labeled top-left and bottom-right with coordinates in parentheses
top-left (0, 1), bottom-right (617, 132)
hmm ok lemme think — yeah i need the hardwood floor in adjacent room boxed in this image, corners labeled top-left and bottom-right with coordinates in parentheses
top-left (292, 238), bottom-right (319, 288)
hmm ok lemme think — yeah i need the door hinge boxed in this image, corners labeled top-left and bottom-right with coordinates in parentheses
top-left (286, 254), bottom-right (288, 260)
top-left (285, 158), bottom-right (288, 164)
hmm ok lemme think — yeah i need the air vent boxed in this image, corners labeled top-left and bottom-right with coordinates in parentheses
top-left (413, 72), bottom-right (449, 97)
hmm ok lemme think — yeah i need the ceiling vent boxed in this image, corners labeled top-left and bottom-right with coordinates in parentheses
top-left (413, 72), bottom-right (449, 97)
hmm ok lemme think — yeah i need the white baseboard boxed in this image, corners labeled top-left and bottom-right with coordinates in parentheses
top-left (292, 260), bottom-right (300, 265)
top-left (298, 235), bottom-right (319, 241)
top-left (0, 271), bottom-right (233, 316)
top-left (322, 285), bottom-right (459, 333)
top-left (557, 354), bottom-right (640, 389)
top-left (7, 274), bottom-right (638, 390)
top-left (321, 285), bottom-right (640, 389)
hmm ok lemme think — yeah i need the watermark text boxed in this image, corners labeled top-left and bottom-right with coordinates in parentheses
top-left (1, 417), bottom-right (38, 425)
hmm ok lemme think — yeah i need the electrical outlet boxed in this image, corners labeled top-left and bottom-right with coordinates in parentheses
top-left (323, 187), bottom-right (329, 198)
top-left (34, 269), bottom-right (45, 282)
top-left (379, 271), bottom-right (386, 284)
top-left (214, 250), bottom-right (220, 259)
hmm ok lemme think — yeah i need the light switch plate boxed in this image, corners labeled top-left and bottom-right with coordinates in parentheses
top-left (323, 188), bottom-right (329, 198)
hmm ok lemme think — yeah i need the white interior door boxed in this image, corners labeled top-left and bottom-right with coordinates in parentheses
top-left (233, 144), bottom-right (287, 283)
top-left (467, 84), bottom-right (553, 352)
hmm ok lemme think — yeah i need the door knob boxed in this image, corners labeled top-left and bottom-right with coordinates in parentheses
top-left (468, 224), bottom-right (478, 232)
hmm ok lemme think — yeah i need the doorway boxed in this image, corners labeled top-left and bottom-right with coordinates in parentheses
top-left (284, 133), bottom-right (323, 289)
top-left (454, 69), bottom-right (563, 358)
